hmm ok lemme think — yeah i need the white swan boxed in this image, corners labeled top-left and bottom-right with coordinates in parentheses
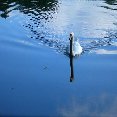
top-left (69, 32), bottom-right (83, 56)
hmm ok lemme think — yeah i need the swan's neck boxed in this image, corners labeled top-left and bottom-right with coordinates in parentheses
top-left (70, 36), bottom-right (74, 56)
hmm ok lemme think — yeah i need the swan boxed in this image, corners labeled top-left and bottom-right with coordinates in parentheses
top-left (69, 32), bottom-right (83, 56)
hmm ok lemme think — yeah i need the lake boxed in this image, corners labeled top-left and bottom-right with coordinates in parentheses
top-left (0, 0), bottom-right (117, 116)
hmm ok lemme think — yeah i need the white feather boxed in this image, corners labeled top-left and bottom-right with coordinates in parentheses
top-left (69, 32), bottom-right (82, 56)
top-left (72, 40), bottom-right (83, 56)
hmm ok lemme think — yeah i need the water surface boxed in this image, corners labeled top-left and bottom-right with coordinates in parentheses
top-left (0, 0), bottom-right (117, 116)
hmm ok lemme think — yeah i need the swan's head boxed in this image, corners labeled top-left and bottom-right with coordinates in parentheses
top-left (69, 32), bottom-right (74, 41)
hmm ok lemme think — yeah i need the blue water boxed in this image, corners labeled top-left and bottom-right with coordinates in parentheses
top-left (0, 0), bottom-right (117, 116)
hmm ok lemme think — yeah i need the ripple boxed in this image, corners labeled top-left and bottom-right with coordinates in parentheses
top-left (1, 0), bottom-right (117, 56)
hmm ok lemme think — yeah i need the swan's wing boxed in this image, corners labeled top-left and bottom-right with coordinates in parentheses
top-left (73, 42), bottom-right (83, 55)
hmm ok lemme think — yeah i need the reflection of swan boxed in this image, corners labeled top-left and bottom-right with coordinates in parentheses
top-left (70, 54), bottom-right (74, 82)
top-left (69, 32), bottom-right (83, 56)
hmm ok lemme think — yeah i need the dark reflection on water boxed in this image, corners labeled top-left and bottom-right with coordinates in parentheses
top-left (0, 0), bottom-right (58, 19)
top-left (0, 0), bottom-right (116, 18)
top-left (104, 0), bottom-right (117, 5)
top-left (101, 0), bottom-right (117, 10)
top-left (0, 0), bottom-right (63, 52)
top-left (70, 55), bottom-right (74, 82)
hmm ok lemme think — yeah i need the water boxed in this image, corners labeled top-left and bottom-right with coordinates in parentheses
top-left (0, 0), bottom-right (117, 116)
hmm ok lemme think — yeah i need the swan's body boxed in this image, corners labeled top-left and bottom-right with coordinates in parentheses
top-left (69, 32), bottom-right (82, 56)
top-left (72, 40), bottom-right (82, 56)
